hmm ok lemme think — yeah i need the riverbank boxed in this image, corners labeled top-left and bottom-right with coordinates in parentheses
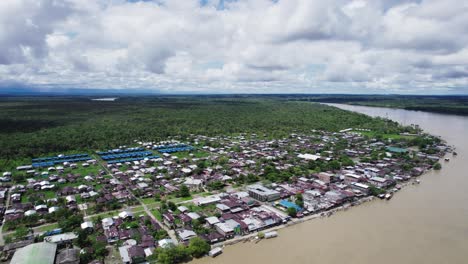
top-left (211, 195), bottom-right (375, 248)
top-left (192, 104), bottom-right (468, 264)
top-left (205, 174), bottom-right (429, 252)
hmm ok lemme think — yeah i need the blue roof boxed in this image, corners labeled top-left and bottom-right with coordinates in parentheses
top-left (279, 200), bottom-right (302, 211)
top-left (32, 154), bottom-right (92, 167)
top-left (386, 146), bottom-right (408, 153)
top-left (105, 155), bottom-right (160, 164)
top-left (157, 146), bottom-right (194, 153)
top-left (97, 147), bottom-right (145, 156)
top-left (99, 151), bottom-right (153, 161)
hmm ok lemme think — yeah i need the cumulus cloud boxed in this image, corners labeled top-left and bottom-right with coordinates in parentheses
top-left (0, 0), bottom-right (467, 94)
top-left (0, 0), bottom-right (73, 64)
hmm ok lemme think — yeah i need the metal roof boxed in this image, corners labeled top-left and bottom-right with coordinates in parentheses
top-left (10, 242), bottom-right (57, 264)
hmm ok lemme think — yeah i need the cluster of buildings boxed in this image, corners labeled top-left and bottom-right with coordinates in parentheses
top-left (0, 129), bottom-right (450, 263)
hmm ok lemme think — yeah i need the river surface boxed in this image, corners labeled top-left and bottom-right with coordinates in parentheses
top-left (194, 104), bottom-right (468, 264)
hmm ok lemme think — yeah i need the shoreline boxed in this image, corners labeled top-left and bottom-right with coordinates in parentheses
top-left (191, 104), bottom-right (460, 263)
top-left (206, 174), bottom-right (427, 253)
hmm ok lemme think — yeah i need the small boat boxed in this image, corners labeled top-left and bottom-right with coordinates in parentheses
top-left (445, 158), bottom-right (450, 162)
top-left (453, 152), bottom-right (458, 156)
top-left (265, 231), bottom-right (278, 239)
top-left (384, 193), bottom-right (393, 200)
top-left (415, 179), bottom-right (421, 184)
top-left (209, 247), bottom-right (223, 257)
top-left (378, 194), bottom-right (385, 199)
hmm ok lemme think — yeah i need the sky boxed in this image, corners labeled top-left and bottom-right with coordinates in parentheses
top-left (0, 0), bottom-right (467, 94)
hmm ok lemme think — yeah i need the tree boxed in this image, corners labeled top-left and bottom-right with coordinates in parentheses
top-left (154, 194), bottom-right (161, 201)
top-left (295, 194), bottom-right (304, 208)
top-left (208, 180), bottom-right (224, 191)
top-left (80, 252), bottom-right (93, 264)
top-left (287, 207), bottom-right (297, 217)
top-left (433, 162), bottom-right (442, 170)
top-left (369, 185), bottom-right (385, 196)
top-left (75, 229), bottom-right (90, 248)
top-left (160, 201), bottom-right (168, 212)
top-left (178, 185), bottom-right (190, 198)
top-left (197, 160), bottom-right (206, 169)
top-left (58, 214), bottom-right (83, 232)
top-left (14, 226), bottom-right (29, 239)
top-left (167, 201), bottom-right (177, 211)
top-left (153, 230), bottom-right (169, 240)
top-left (339, 155), bottom-right (355, 167)
top-left (93, 241), bottom-right (108, 259)
top-left (257, 232), bottom-right (265, 239)
top-left (188, 237), bottom-right (210, 258)
top-left (246, 173), bottom-right (258, 183)
top-left (157, 245), bottom-right (192, 264)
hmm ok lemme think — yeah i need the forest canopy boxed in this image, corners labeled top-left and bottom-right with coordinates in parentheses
top-left (0, 96), bottom-right (403, 162)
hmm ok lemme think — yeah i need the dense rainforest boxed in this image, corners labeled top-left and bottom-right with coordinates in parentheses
top-left (287, 95), bottom-right (468, 115)
top-left (0, 96), bottom-right (406, 165)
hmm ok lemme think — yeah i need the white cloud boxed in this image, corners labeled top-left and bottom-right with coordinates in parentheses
top-left (0, 0), bottom-right (467, 94)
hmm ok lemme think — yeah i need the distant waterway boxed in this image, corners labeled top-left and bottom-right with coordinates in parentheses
top-left (193, 103), bottom-right (468, 264)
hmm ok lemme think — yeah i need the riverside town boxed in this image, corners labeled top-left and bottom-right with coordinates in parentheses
top-left (0, 127), bottom-right (451, 264)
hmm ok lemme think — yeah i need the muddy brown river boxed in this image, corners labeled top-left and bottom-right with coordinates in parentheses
top-left (193, 104), bottom-right (468, 264)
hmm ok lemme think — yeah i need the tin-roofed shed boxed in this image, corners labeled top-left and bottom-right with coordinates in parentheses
top-left (10, 242), bottom-right (57, 264)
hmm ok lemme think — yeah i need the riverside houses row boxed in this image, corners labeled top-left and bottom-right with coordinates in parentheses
top-left (0, 129), bottom-right (450, 263)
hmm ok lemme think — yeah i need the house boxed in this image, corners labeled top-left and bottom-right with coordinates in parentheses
top-left (205, 216), bottom-right (220, 226)
top-left (119, 211), bottom-right (134, 220)
top-left (177, 229), bottom-right (197, 241)
top-left (44, 233), bottom-right (78, 245)
top-left (55, 248), bottom-right (80, 264)
top-left (128, 245), bottom-right (145, 263)
top-left (81, 221), bottom-right (94, 231)
top-left (224, 219), bottom-right (245, 235)
top-left (187, 212), bottom-right (201, 221)
top-left (105, 226), bottom-right (119, 243)
top-left (179, 214), bottom-right (192, 226)
top-left (140, 235), bottom-right (155, 248)
top-left (177, 206), bottom-right (189, 213)
top-left (183, 177), bottom-right (203, 191)
top-left (0, 190), bottom-right (5, 203)
top-left (49, 206), bottom-right (60, 214)
top-left (158, 238), bottom-right (175, 249)
top-left (201, 232), bottom-right (224, 244)
top-left (317, 172), bottom-right (335, 184)
top-left (25, 210), bottom-right (37, 217)
top-left (119, 245), bottom-right (131, 264)
top-left (216, 203), bottom-right (230, 212)
top-left (195, 196), bottom-right (221, 206)
top-left (65, 195), bottom-right (76, 204)
top-left (102, 217), bottom-right (114, 228)
top-left (344, 173), bottom-right (362, 183)
top-left (247, 184), bottom-right (280, 202)
top-left (369, 177), bottom-right (392, 188)
top-left (35, 204), bottom-right (48, 213)
top-left (297, 153), bottom-right (321, 161)
top-left (11, 193), bottom-right (21, 203)
top-left (412, 167), bottom-right (425, 176)
top-left (163, 213), bottom-right (175, 228)
top-left (214, 222), bottom-right (234, 238)
top-left (324, 190), bottom-right (348, 204)
top-left (351, 182), bottom-right (370, 194)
